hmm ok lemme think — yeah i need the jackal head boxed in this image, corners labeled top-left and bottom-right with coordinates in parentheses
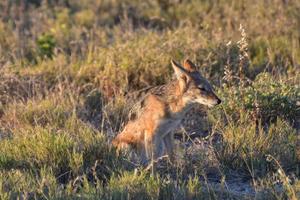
top-left (171, 59), bottom-right (221, 108)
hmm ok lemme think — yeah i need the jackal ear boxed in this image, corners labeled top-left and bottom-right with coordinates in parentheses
top-left (171, 59), bottom-right (190, 80)
top-left (183, 59), bottom-right (197, 72)
top-left (171, 59), bottom-right (189, 93)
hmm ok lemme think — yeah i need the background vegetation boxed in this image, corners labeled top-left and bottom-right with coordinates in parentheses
top-left (0, 0), bottom-right (299, 199)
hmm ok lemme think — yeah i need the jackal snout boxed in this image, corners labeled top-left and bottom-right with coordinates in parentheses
top-left (196, 91), bottom-right (221, 107)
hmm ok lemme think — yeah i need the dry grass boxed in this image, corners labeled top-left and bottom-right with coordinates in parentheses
top-left (0, 0), bottom-right (299, 199)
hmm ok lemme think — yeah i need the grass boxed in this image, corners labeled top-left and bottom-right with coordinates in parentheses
top-left (0, 0), bottom-right (300, 199)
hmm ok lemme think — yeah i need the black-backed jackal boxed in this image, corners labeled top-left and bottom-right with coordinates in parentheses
top-left (112, 59), bottom-right (221, 165)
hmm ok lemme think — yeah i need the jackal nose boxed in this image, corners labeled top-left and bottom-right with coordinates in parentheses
top-left (217, 98), bottom-right (222, 105)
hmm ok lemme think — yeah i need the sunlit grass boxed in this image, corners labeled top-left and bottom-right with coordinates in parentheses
top-left (0, 0), bottom-right (299, 199)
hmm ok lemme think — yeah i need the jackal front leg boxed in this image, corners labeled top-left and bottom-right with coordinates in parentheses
top-left (163, 132), bottom-right (175, 162)
top-left (144, 133), bottom-right (154, 165)
top-left (144, 134), bottom-right (164, 167)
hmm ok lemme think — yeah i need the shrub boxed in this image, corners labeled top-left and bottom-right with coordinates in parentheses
top-left (216, 73), bottom-right (300, 124)
top-left (37, 34), bottom-right (56, 59)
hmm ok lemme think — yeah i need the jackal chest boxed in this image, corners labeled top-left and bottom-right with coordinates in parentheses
top-left (152, 104), bottom-right (194, 137)
top-left (155, 117), bottom-right (182, 138)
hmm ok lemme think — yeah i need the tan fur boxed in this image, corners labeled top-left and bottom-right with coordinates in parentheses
top-left (112, 59), bottom-right (221, 164)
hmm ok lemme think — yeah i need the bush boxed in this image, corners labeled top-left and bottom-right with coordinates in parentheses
top-left (37, 34), bottom-right (56, 59)
top-left (217, 72), bottom-right (299, 124)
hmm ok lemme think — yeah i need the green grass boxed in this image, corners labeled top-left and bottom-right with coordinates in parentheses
top-left (0, 0), bottom-right (300, 199)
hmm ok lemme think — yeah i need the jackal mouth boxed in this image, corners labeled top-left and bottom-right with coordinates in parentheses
top-left (208, 101), bottom-right (221, 108)
top-left (206, 94), bottom-right (222, 107)
top-left (209, 98), bottom-right (222, 107)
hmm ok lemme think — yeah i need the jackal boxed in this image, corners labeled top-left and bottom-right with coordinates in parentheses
top-left (112, 59), bottom-right (221, 164)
